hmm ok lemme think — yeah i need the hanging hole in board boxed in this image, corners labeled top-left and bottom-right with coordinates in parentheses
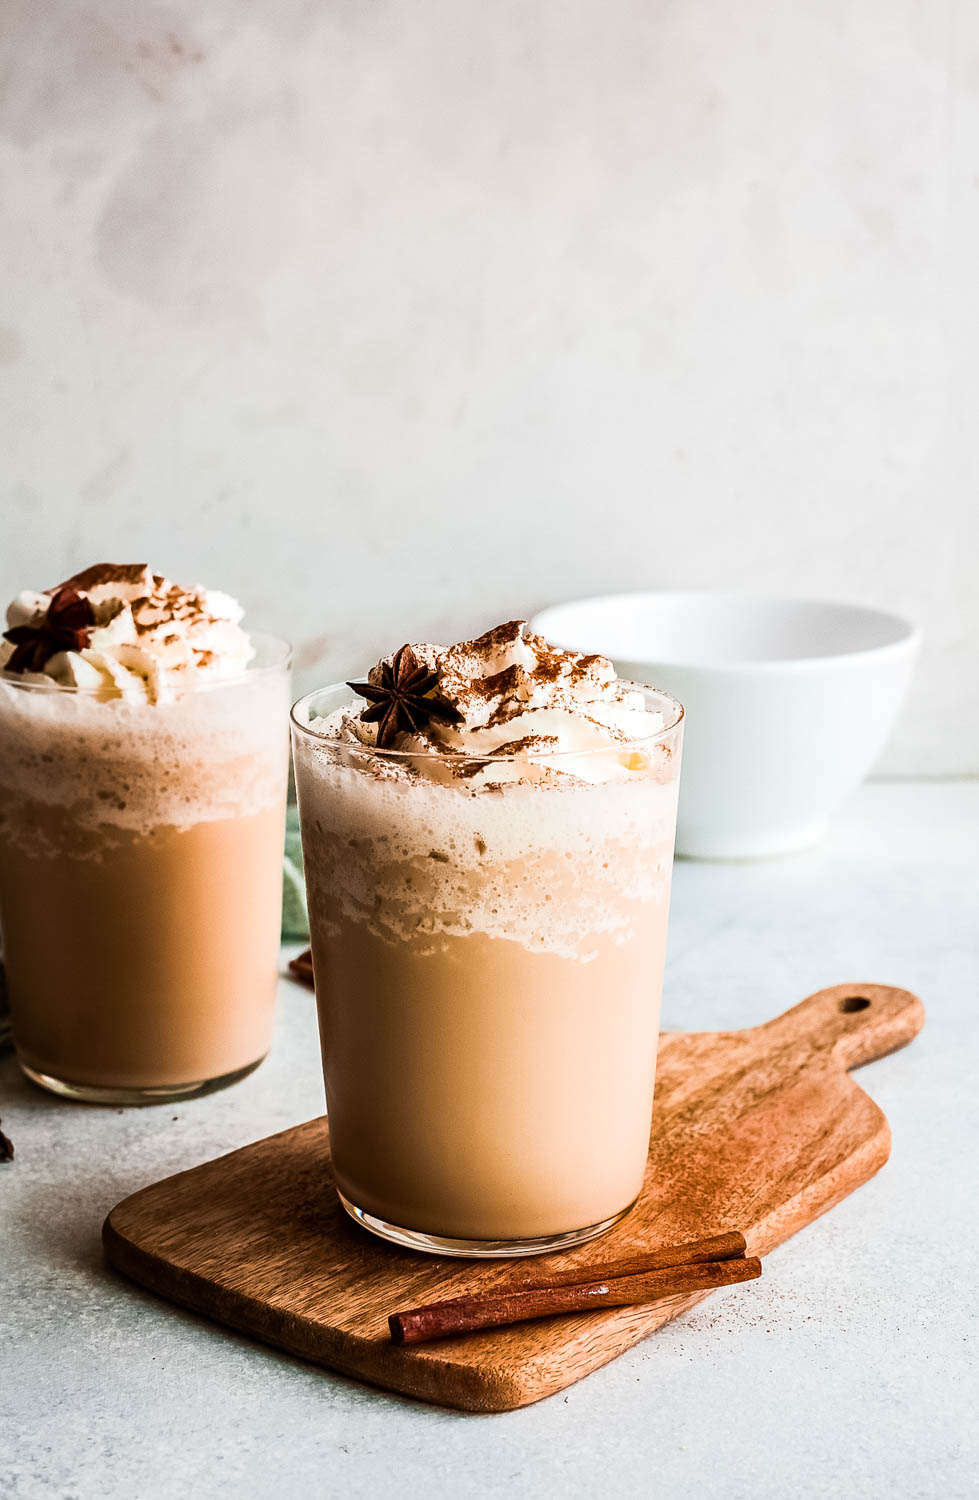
top-left (839, 995), bottom-right (871, 1014)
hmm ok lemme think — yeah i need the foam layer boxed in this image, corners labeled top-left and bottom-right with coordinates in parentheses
top-left (0, 668), bottom-right (289, 854)
top-left (296, 623), bottom-right (682, 956)
top-left (293, 728), bottom-right (680, 959)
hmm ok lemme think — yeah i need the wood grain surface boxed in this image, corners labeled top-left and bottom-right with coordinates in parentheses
top-left (103, 981), bottom-right (924, 1412)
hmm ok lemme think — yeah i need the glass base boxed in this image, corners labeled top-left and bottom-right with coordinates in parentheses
top-left (18, 1053), bottom-right (267, 1106)
top-left (337, 1189), bottom-right (636, 1258)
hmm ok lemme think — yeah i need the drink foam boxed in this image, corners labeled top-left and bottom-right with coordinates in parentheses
top-left (293, 706), bottom-right (681, 960)
top-left (0, 668), bottom-right (289, 853)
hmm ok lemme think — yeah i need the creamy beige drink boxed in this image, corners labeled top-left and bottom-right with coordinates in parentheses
top-left (292, 622), bottom-right (682, 1254)
top-left (0, 564), bottom-right (290, 1102)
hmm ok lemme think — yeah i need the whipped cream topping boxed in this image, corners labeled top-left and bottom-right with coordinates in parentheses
top-left (1, 563), bottom-right (254, 704)
top-left (340, 620), bottom-right (669, 787)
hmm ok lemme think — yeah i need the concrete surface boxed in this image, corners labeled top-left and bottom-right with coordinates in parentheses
top-left (2, 1), bottom-right (977, 774)
top-left (1, 780), bottom-right (977, 1499)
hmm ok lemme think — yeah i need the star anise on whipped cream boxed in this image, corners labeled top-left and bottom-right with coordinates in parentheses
top-left (347, 644), bottom-right (463, 749)
top-left (2, 585), bottom-right (96, 675)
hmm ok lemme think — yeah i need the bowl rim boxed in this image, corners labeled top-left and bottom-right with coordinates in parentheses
top-left (530, 590), bottom-right (922, 674)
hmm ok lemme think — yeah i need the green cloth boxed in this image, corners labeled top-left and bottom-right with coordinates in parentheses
top-left (281, 803), bottom-right (309, 941)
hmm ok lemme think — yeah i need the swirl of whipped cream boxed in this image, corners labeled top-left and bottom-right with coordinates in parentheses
top-left (343, 620), bottom-right (667, 786)
top-left (0, 563), bottom-right (254, 704)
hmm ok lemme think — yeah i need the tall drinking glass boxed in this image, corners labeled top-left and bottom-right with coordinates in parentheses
top-left (291, 682), bottom-right (683, 1256)
top-left (0, 636), bottom-right (291, 1103)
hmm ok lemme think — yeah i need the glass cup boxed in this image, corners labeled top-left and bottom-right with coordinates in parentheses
top-left (0, 636), bottom-right (291, 1103)
top-left (291, 681), bottom-right (683, 1256)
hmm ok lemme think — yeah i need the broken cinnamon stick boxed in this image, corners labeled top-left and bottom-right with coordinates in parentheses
top-left (288, 949), bottom-right (314, 988)
top-left (389, 1233), bottom-right (759, 1345)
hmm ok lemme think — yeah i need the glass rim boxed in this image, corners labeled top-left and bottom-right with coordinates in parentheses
top-left (0, 631), bottom-right (292, 697)
top-left (290, 679), bottom-right (684, 763)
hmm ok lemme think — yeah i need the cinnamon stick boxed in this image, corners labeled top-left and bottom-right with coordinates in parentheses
top-left (288, 949), bottom-right (314, 988)
top-left (500, 1229), bottom-right (747, 1292)
top-left (389, 1237), bottom-right (760, 1346)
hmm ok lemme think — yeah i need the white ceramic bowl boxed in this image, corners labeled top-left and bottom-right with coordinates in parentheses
top-left (531, 592), bottom-right (921, 859)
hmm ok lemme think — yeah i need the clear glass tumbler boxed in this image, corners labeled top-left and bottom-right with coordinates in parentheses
top-left (291, 682), bottom-right (683, 1256)
top-left (0, 636), bottom-right (291, 1103)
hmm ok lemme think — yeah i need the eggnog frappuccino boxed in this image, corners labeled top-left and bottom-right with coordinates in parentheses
top-left (291, 621), bottom-right (682, 1255)
top-left (0, 564), bottom-right (290, 1102)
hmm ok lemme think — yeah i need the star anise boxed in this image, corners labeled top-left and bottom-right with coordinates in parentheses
top-left (2, 585), bottom-right (96, 674)
top-left (347, 644), bottom-right (462, 749)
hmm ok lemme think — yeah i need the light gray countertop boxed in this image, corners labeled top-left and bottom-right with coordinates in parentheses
top-left (2, 781), bottom-right (977, 1500)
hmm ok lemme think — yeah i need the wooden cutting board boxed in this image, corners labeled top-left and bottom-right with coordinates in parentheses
top-left (103, 981), bottom-right (923, 1412)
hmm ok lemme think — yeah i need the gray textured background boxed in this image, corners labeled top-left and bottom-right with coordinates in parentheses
top-left (1, 1), bottom-right (974, 771)
top-left (3, 783), bottom-right (977, 1498)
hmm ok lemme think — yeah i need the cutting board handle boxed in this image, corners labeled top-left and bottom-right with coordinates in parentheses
top-left (764, 982), bottom-right (925, 1072)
